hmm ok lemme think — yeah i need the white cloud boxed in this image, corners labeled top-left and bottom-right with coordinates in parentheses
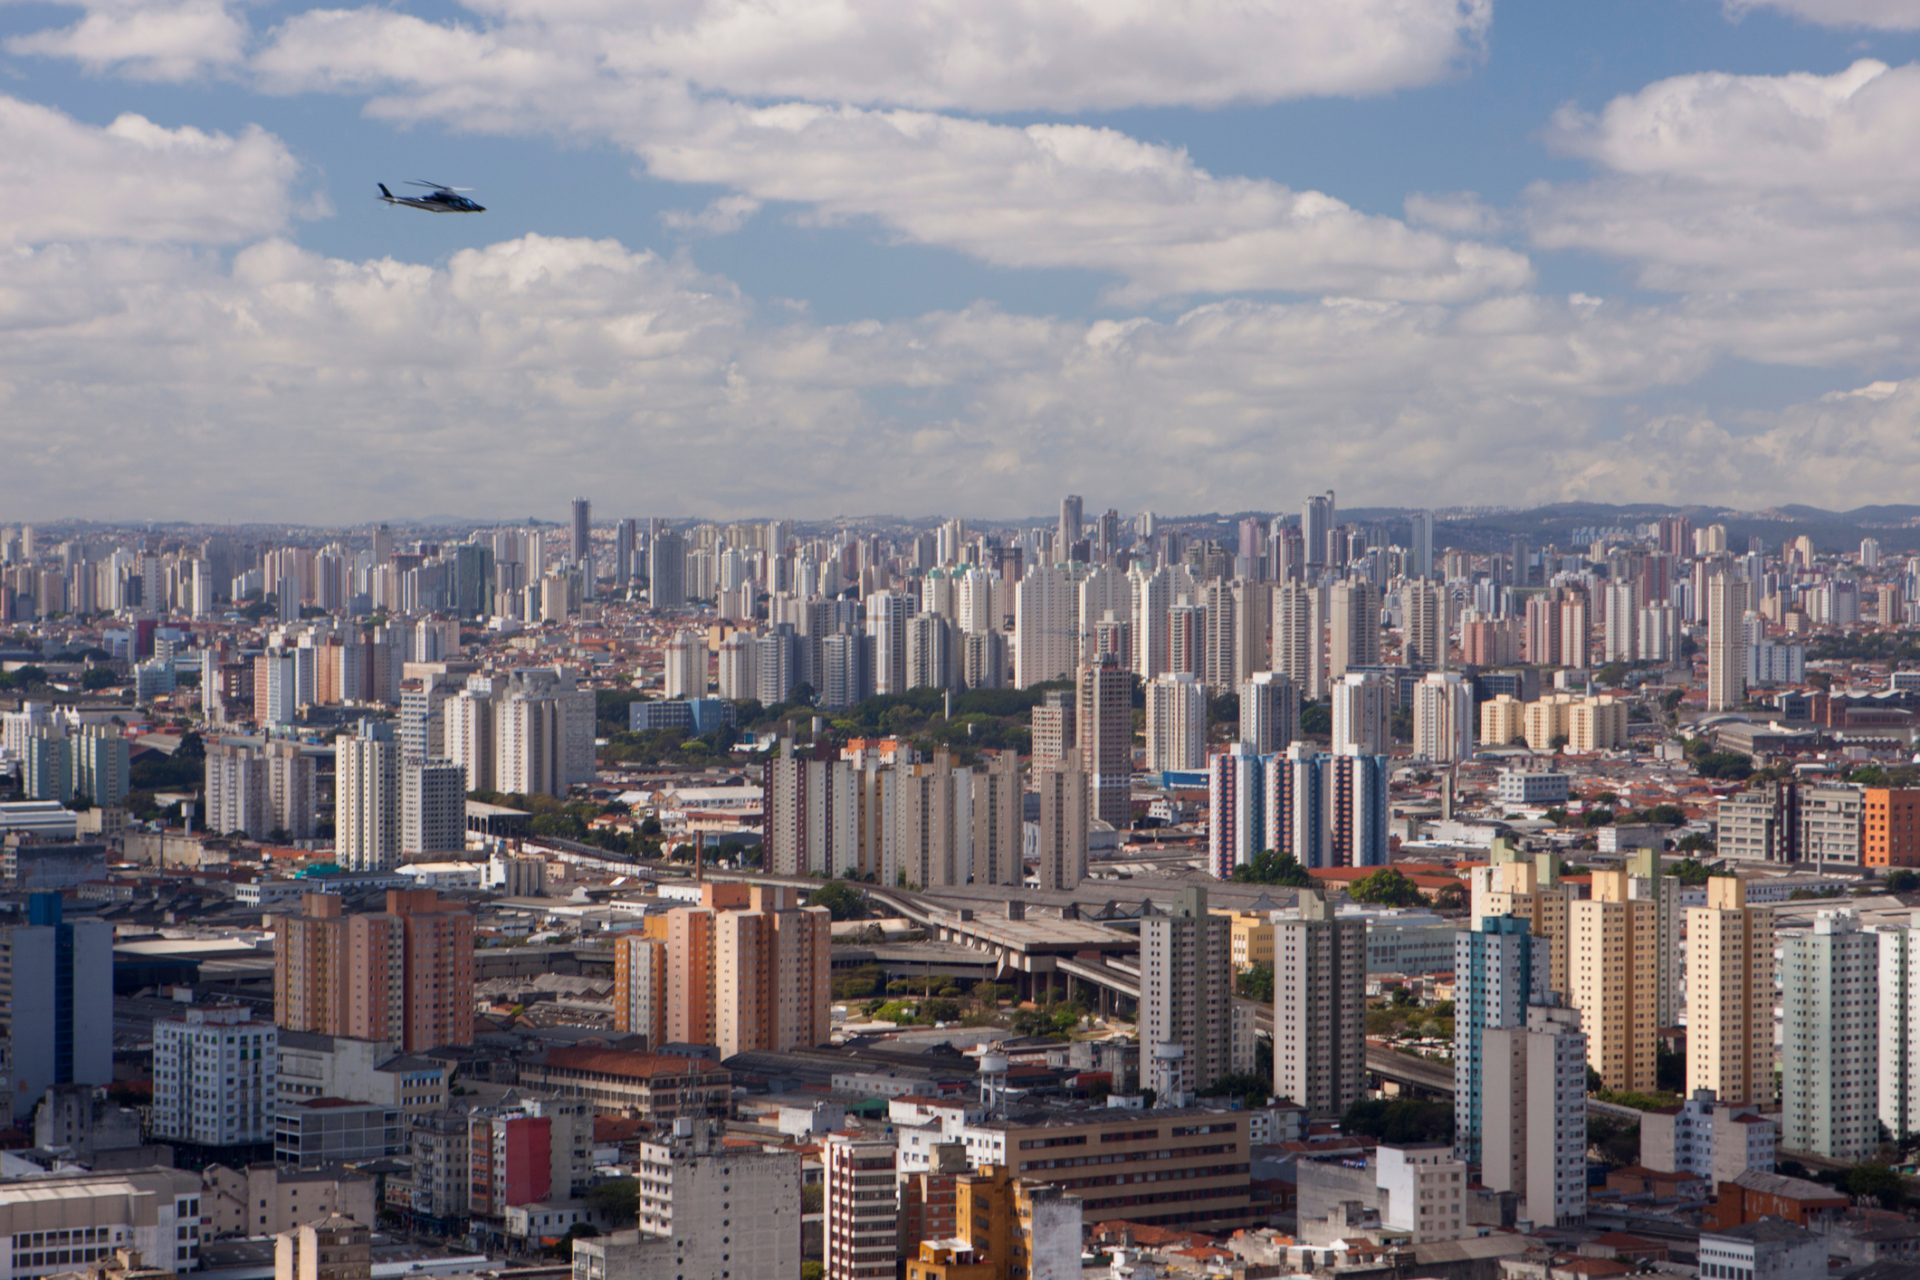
top-left (1404, 191), bottom-right (1506, 235)
top-left (251, 9), bottom-right (1530, 303)
top-left (0, 94), bottom-right (299, 246)
top-left (447, 0), bottom-right (1492, 113)
top-left (1725, 0), bottom-right (1920, 29)
top-left (660, 195), bottom-right (761, 236)
top-left (4, 0), bottom-right (249, 81)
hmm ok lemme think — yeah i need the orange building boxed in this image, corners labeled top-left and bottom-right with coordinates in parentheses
top-left (661, 883), bottom-right (829, 1057)
top-left (612, 935), bottom-right (667, 1045)
top-left (274, 889), bottom-right (475, 1050)
top-left (1863, 788), bottom-right (1920, 867)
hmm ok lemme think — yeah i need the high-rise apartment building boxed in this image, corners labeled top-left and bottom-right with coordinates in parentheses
top-left (1330, 671), bottom-right (1390, 755)
top-left (1327, 580), bottom-right (1381, 680)
top-left (570, 497), bottom-right (591, 563)
top-left (1707, 572), bottom-right (1750, 712)
top-left (1273, 892), bottom-right (1365, 1116)
top-left (1569, 870), bottom-right (1659, 1092)
top-left (1058, 494), bottom-right (1083, 559)
top-left (1076, 654), bottom-right (1131, 829)
top-left (1030, 689), bottom-right (1076, 771)
top-left (1033, 763), bottom-right (1088, 891)
top-left (1140, 886), bottom-right (1232, 1099)
top-left (205, 738), bottom-right (317, 841)
top-left (661, 886), bottom-right (830, 1058)
top-left (152, 1005), bottom-right (277, 1149)
top-left (969, 750), bottom-right (1024, 887)
top-left (1482, 1003), bottom-right (1588, 1228)
top-left (663, 630), bottom-right (707, 699)
top-left (1303, 492), bottom-right (1335, 569)
top-left (1013, 567), bottom-right (1077, 688)
top-left (612, 934), bottom-right (668, 1046)
top-left (335, 721), bottom-right (399, 872)
top-left (1454, 917), bottom-right (1548, 1165)
top-left (1145, 672), bottom-right (1207, 773)
top-left (1401, 580), bottom-right (1446, 671)
top-left (1272, 582), bottom-right (1325, 700)
top-left (1686, 878), bottom-right (1774, 1106)
top-left (1239, 671), bottom-right (1297, 755)
top-left (1, 894), bottom-right (112, 1120)
top-left (1412, 671), bottom-right (1473, 763)
top-left (1781, 908), bottom-right (1879, 1161)
top-left (400, 759), bottom-right (466, 859)
top-left (1208, 742), bottom-right (1265, 879)
top-left (274, 890), bottom-right (475, 1052)
top-left (865, 590), bottom-right (910, 696)
top-left (824, 1133), bottom-right (897, 1280)
top-left (764, 741), bottom-right (861, 878)
top-left (1874, 912), bottom-right (1920, 1142)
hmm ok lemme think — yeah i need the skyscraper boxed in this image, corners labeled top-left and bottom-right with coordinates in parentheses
top-left (1569, 869), bottom-right (1659, 1092)
top-left (1141, 886), bottom-right (1233, 1099)
top-left (1240, 671), bottom-right (1298, 755)
top-left (1707, 571), bottom-right (1750, 712)
top-left (1058, 493), bottom-right (1084, 560)
top-left (1271, 581), bottom-right (1325, 700)
top-left (1034, 763), bottom-right (1088, 891)
top-left (570, 497), bottom-right (590, 562)
top-left (1401, 579), bottom-right (1446, 671)
top-left (1077, 654), bottom-right (1132, 829)
top-left (614, 517), bottom-right (637, 584)
top-left (1330, 671), bottom-right (1390, 755)
top-left (1145, 672), bottom-right (1207, 773)
top-left (1686, 877), bottom-right (1774, 1106)
top-left (1782, 908), bottom-right (1879, 1161)
top-left (1326, 579), bottom-right (1380, 679)
top-left (0, 894), bottom-right (112, 1120)
top-left (1482, 1003), bottom-right (1588, 1228)
top-left (1302, 491), bottom-right (1335, 571)
top-left (1408, 510), bottom-right (1435, 581)
top-left (1273, 891), bottom-right (1364, 1116)
top-left (649, 526), bottom-right (688, 609)
top-left (866, 590), bottom-right (910, 695)
top-left (1412, 670), bottom-right (1474, 763)
top-left (1454, 916), bottom-right (1549, 1165)
top-left (336, 720), bottom-right (399, 872)
top-left (1014, 566), bottom-right (1077, 688)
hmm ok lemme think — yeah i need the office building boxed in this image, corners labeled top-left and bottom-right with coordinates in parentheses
top-left (1687, 878), bottom-right (1774, 1106)
top-left (1274, 892), bottom-right (1365, 1116)
top-left (1482, 1004), bottom-right (1588, 1229)
top-left (1303, 491), bottom-right (1335, 568)
top-left (1033, 763), bottom-right (1087, 891)
top-left (1696, 1222), bottom-right (1826, 1280)
top-left (400, 759), bottom-right (465, 859)
top-left (1412, 670), bottom-right (1473, 763)
top-left (1145, 671), bottom-right (1206, 773)
top-left (1454, 917), bottom-right (1548, 1165)
top-left (1, 893), bottom-right (113, 1120)
top-left (1141, 886), bottom-right (1233, 1099)
top-left (1569, 869), bottom-right (1659, 1091)
top-left (335, 721), bottom-right (399, 872)
top-left (152, 1005), bottom-right (277, 1149)
top-left (274, 890), bottom-right (475, 1052)
top-left (569, 497), bottom-right (590, 562)
top-left (1076, 654), bottom-right (1131, 829)
top-left (648, 527), bottom-right (687, 608)
top-left (1330, 671), bottom-right (1390, 755)
top-left (1239, 671), bottom-right (1297, 755)
top-left (823, 1133), bottom-right (897, 1280)
top-left (1707, 572), bottom-right (1749, 712)
top-left (1782, 908), bottom-right (1879, 1161)
top-left (0, 1170), bottom-right (204, 1279)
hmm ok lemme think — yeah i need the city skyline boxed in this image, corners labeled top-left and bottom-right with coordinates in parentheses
top-left (8, 3), bottom-right (1920, 518)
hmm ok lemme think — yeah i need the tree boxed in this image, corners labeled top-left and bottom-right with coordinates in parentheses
top-left (1300, 702), bottom-right (1332, 736)
top-left (1433, 883), bottom-right (1467, 911)
top-left (1668, 859), bottom-right (1714, 886)
top-left (80, 668), bottom-right (119, 690)
top-left (1888, 869), bottom-right (1920, 894)
top-left (801, 1183), bottom-right (824, 1214)
top-left (584, 1178), bottom-right (638, 1227)
top-left (1347, 867), bottom-right (1424, 908)
top-left (1230, 849), bottom-right (1312, 887)
top-left (1236, 964), bottom-right (1274, 1003)
top-left (1844, 1163), bottom-right (1906, 1208)
top-left (1341, 1098), bottom-right (1453, 1145)
top-left (802, 1264), bottom-right (825, 1280)
top-left (1584, 807), bottom-right (1615, 828)
top-left (808, 880), bottom-right (869, 921)
top-left (1587, 1114), bottom-right (1639, 1166)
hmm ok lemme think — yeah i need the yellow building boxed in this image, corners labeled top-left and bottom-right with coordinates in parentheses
top-left (1479, 695), bottom-right (1526, 747)
top-left (1522, 694), bottom-right (1579, 752)
top-left (1214, 910), bottom-right (1276, 973)
top-left (1468, 841), bottom-right (1573, 997)
top-left (902, 1166), bottom-right (1081, 1280)
top-left (1567, 697), bottom-right (1629, 754)
top-left (905, 1242), bottom-right (994, 1280)
top-left (1570, 870), bottom-right (1660, 1092)
top-left (1686, 877), bottom-right (1774, 1105)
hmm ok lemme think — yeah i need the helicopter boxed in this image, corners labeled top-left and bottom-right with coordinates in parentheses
top-left (377, 181), bottom-right (486, 213)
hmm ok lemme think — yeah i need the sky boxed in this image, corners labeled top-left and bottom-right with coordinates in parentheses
top-left (9, 0), bottom-right (1920, 523)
